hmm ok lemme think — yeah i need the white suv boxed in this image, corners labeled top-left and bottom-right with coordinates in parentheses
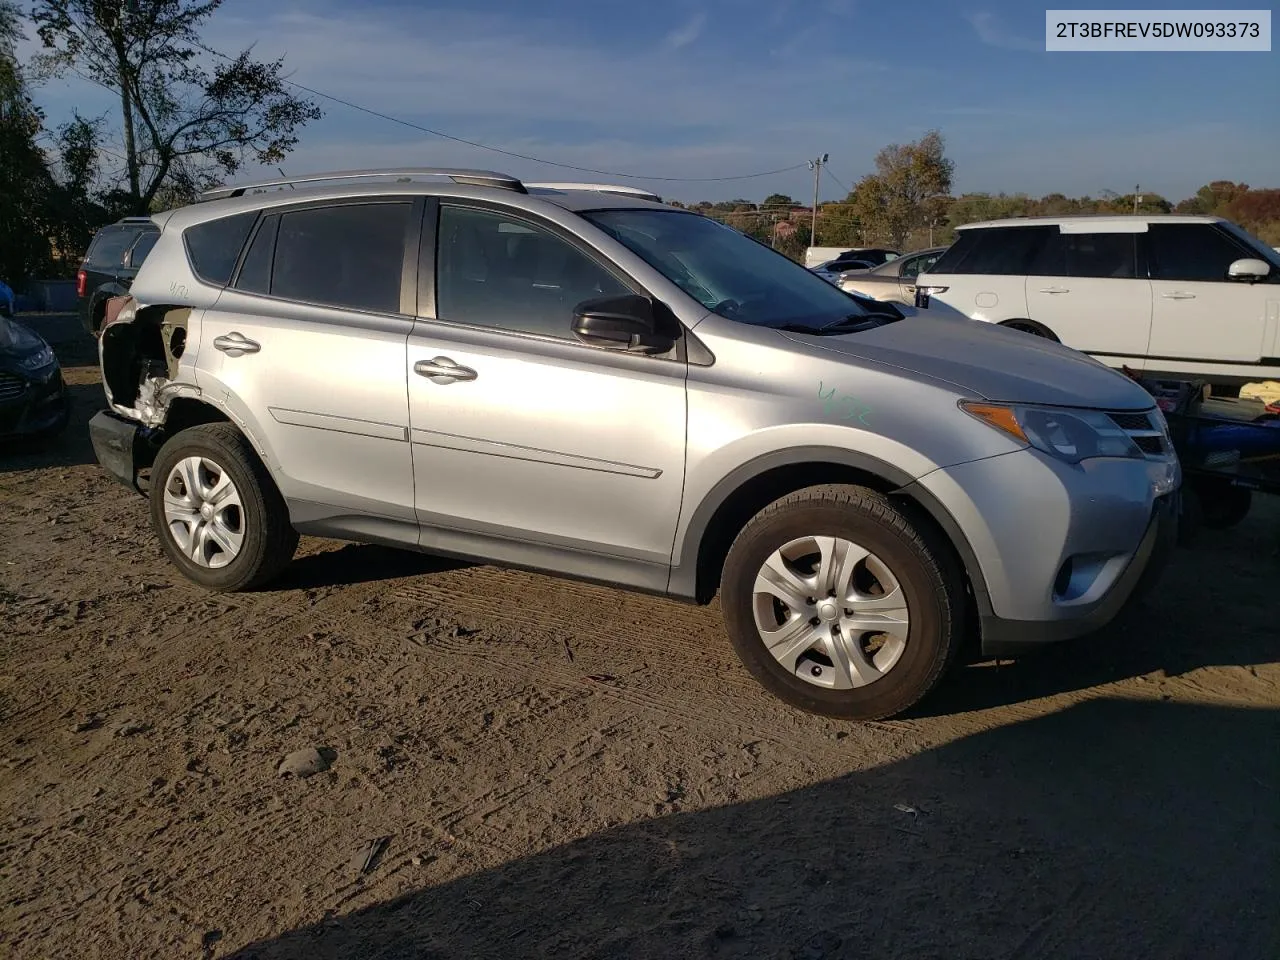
top-left (915, 215), bottom-right (1280, 386)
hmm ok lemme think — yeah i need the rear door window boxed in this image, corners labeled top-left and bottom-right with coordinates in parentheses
top-left (270, 202), bottom-right (411, 313)
top-left (185, 212), bottom-right (259, 286)
top-left (1031, 231), bottom-right (1137, 279)
top-left (929, 227), bottom-right (1052, 275)
top-left (234, 215), bottom-right (278, 295)
top-left (1148, 223), bottom-right (1253, 282)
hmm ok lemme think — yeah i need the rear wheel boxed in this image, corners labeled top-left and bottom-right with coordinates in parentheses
top-left (720, 484), bottom-right (964, 720)
top-left (149, 423), bottom-right (298, 591)
top-left (1001, 319), bottom-right (1059, 341)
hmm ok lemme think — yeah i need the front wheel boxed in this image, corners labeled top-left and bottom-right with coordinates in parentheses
top-left (148, 423), bottom-right (299, 591)
top-left (720, 484), bottom-right (964, 720)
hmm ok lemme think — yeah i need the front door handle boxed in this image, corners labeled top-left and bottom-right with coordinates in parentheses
top-left (213, 332), bottom-right (260, 357)
top-left (1038, 286), bottom-right (1070, 294)
top-left (1161, 291), bottom-right (1196, 300)
top-left (414, 356), bottom-right (478, 384)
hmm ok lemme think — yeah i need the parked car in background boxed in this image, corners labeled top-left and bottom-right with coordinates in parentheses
top-left (833, 248), bottom-right (900, 269)
top-left (0, 314), bottom-right (69, 442)
top-left (89, 167), bottom-right (1178, 721)
top-left (77, 217), bottom-right (161, 336)
top-left (804, 246), bottom-right (901, 269)
top-left (810, 258), bottom-right (872, 284)
top-left (839, 246), bottom-right (948, 304)
top-left (916, 215), bottom-right (1280, 387)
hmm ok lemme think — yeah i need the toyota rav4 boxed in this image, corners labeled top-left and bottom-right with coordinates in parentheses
top-left (88, 169), bottom-right (1179, 719)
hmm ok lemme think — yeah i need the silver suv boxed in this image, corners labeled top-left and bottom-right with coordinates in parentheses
top-left (88, 168), bottom-right (1180, 719)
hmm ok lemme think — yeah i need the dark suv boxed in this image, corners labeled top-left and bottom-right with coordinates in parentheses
top-left (77, 217), bottom-right (160, 336)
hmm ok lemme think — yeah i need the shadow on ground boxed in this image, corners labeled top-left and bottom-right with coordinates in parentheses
top-left (268, 543), bottom-right (471, 591)
top-left (228, 698), bottom-right (1278, 960)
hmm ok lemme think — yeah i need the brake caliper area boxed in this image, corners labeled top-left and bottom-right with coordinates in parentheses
top-left (100, 295), bottom-right (199, 427)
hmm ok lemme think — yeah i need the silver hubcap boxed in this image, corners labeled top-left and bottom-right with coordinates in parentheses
top-left (162, 456), bottom-right (244, 568)
top-left (752, 536), bottom-right (910, 690)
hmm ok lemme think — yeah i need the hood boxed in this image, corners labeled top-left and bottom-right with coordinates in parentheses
top-left (783, 316), bottom-right (1153, 410)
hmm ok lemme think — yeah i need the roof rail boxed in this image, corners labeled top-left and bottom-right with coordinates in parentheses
top-left (198, 168), bottom-right (527, 202)
top-left (524, 182), bottom-right (663, 202)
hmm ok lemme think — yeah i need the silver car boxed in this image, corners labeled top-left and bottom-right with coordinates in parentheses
top-left (839, 246), bottom-right (949, 305)
top-left (88, 168), bottom-right (1180, 720)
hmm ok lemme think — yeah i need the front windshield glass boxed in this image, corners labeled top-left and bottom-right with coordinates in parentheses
top-left (1221, 221), bottom-right (1280, 270)
top-left (583, 209), bottom-right (877, 330)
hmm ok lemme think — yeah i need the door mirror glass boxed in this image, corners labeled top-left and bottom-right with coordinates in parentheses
top-left (571, 295), bottom-right (675, 353)
top-left (1227, 257), bottom-right (1271, 281)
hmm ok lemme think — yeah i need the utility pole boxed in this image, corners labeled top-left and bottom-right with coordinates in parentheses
top-left (1134, 184), bottom-right (1141, 214)
top-left (808, 153), bottom-right (828, 245)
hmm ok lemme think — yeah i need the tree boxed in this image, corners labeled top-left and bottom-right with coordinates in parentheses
top-left (0, 1), bottom-right (56, 285)
top-left (32, 0), bottom-right (321, 214)
top-left (1175, 180), bottom-right (1249, 215)
top-left (762, 193), bottom-right (797, 209)
top-left (849, 130), bottom-right (954, 248)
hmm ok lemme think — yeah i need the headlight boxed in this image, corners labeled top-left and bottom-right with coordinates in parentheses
top-left (960, 401), bottom-right (1145, 464)
top-left (19, 345), bottom-right (56, 371)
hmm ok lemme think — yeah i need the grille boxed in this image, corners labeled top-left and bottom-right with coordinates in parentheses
top-left (0, 372), bottom-right (27, 402)
top-left (1107, 410), bottom-right (1171, 459)
top-left (1109, 412), bottom-right (1152, 431)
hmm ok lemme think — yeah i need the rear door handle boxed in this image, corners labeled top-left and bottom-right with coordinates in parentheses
top-left (213, 332), bottom-right (260, 357)
top-left (1038, 286), bottom-right (1070, 294)
top-left (1161, 291), bottom-right (1196, 300)
top-left (414, 356), bottom-right (478, 384)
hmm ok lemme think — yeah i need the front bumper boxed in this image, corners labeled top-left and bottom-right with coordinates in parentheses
top-left (979, 491), bottom-right (1178, 654)
top-left (908, 446), bottom-right (1180, 656)
top-left (0, 366), bottom-right (69, 440)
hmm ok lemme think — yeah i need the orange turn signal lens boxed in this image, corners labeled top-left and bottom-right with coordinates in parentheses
top-left (959, 401), bottom-right (1027, 443)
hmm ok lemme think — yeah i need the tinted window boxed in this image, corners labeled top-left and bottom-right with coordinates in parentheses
top-left (437, 205), bottom-right (630, 338)
top-left (930, 227), bottom-right (1051, 275)
top-left (1149, 223), bottom-right (1252, 282)
top-left (1031, 231), bottom-right (1136, 279)
top-left (234, 215), bottom-right (278, 295)
top-left (86, 227), bottom-right (137, 267)
top-left (185, 212), bottom-right (258, 286)
top-left (127, 232), bottom-right (158, 267)
top-left (272, 203), bottom-right (410, 313)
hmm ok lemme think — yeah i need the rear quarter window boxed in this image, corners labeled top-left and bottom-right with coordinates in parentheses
top-left (184, 212), bottom-right (259, 286)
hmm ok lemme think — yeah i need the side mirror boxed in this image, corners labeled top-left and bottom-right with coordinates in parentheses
top-left (1227, 258), bottom-right (1271, 282)
top-left (571, 295), bottom-right (676, 353)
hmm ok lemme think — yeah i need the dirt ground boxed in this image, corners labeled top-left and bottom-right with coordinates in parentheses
top-left (2, 316), bottom-right (1278, 960)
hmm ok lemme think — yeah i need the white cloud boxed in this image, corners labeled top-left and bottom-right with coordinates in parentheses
top-left (663, 12), bottom-right (707, 50)
top-left (965, 11), bottom-right (1042, 52)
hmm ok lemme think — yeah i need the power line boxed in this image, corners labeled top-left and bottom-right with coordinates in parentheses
top-left (198, 44), bottom-right (807, 184)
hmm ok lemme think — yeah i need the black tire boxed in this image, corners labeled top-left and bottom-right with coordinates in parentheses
top-left (149, 422), bottom-right (298, 591)
top-left (1001, 319), bottom-right (1059, 341)
top-left (720, 484), bottom-right (964, 720)
top-left (1192, 478), bottom-right (1252, 530)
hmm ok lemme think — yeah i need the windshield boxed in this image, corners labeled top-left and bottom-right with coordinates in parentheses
top-left (583, 209), bottom-right (884, 331)
top-left (1221, 221), bottom-right (1280, 270)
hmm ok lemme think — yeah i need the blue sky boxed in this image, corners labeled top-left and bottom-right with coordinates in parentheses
top-left (20, 0), bottom-right (1280, 203)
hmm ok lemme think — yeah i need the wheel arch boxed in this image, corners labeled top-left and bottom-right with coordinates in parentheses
top-left (999, 318), bottom-right (1059, 341)
top-left (669, 447), bottom-right (994, 623)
